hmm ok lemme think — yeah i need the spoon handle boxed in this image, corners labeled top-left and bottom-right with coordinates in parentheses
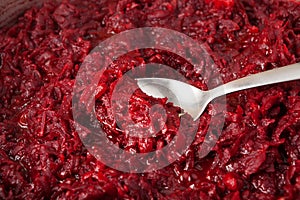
top-left (211, 62), bottom-right (300, 98)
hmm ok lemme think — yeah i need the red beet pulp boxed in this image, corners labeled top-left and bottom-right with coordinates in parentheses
top-left (0, 0), bottom-right (300, 199)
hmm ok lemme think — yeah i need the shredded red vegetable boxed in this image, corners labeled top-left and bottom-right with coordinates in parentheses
top-left (0, 0), bottom-right (300, 199)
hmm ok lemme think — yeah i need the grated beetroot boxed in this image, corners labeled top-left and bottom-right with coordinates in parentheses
top-left (0, 0), bottom-right (300, 199)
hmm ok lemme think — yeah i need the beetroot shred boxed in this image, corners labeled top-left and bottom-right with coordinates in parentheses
top-left (0, 0), bottom-right (300, 199)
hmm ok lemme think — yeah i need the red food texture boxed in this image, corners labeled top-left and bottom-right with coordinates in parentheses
top-left (0, 0), bottom-right (300, 199)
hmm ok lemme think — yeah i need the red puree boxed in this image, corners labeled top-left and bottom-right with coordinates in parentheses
top-left (1, 0), bottom-right (300, 199)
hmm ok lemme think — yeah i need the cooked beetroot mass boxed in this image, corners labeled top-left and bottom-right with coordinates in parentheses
top-left (1, 0), bottom-right (300, 199)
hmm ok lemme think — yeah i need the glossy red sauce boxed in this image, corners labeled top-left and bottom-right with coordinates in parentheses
top-left (0, 0), bottom-right (300, 199)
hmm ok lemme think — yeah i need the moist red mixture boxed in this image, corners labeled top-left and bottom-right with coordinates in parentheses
top-left (1, 0), bottom-right (300, 199)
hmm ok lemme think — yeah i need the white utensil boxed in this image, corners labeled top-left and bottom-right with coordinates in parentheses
top-left (137, 62), bottom-right (300, 120)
